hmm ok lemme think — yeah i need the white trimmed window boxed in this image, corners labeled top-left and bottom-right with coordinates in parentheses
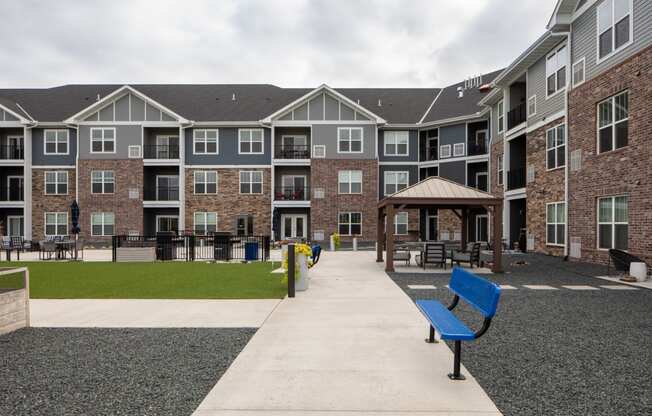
top-left (384, 171), bottom-right (409, 196)
top-left (91, 170), bottom-right (114, 194)
top-left (453, 143), bottom-right (465, 157)
top-left (497, 155), bottom-right (504, 186)
top-left (572, 58), bottom-right (586, 87)
top-left (91, 212), bottom-right (115, 236)
top-left (338, 212), bottom-right (361, 236)
top-left (239, 171), bottom-right (263, 194)
top-left (546, 124), bottom-right (566, 170)
top-left (45, 171), bottom-right (68, 195)
top-left (44, 130), bottom-right (69, 155)
top-left (598, 90), bottom-right (628, 153)
top-left (598, 0), bottom-right (632, 61)
top-left (440, 144), bottom-right (451, 158)
top-left (528, 96), bottom-right (537, 117)
top-left (338, 170), bottom-right (362, 194)
top-left (546, 202), bottom-right (566, 246)
top-left (598, 195), bottom-right (628, 250)
top-left (239, 128), bottom-right (264, 154)
top-left (194, 171), bottom-right (218, 194)
top-left (193, 129), bottom-right (218, 154)
top-left (497, 100), bottom-right (505, 133)
top-left (395, 212), bottom-right (408, 235)
top-left (45, 212), bottom-right (67, 236)
top-left (194, 212), bottom-right (218, 235)
top-left (546, 45), bottom-right (567, 97)
top-left (90, 128), bottom-right (115, 153)
top-left (337, 127), bottom-right (363, 153)
top-left (384, 131), bottom-right (409, 156)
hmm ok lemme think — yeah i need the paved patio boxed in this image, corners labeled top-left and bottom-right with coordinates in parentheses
top-left (194, 250), bottom-right (501, 415)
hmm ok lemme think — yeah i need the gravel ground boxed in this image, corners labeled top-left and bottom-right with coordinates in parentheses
top-left (390, 253), bottom-right (652, 416)
top-left (0, 328), bottom-right (255, 416)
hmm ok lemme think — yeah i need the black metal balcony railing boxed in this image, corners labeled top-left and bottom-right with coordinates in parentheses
top-left (467, 142), bottom-right (488, 156)
top-left (507, 168), bottom-right (526, 191)
top-left (422, 146), bottom-right (438, 161)
top-left (0, 186), bottom-right (24, 201)
top-left (507, 102), bottom-right (527, 130)
top-left (0, 145), bottom-right (24, 160)
top-left (144, 186), bottom-right (179, 201)
top-left (274, 186), bottom-right (310, 201)
top-left (274, 145), bottom-right (310, 159)
top-left (144, 145), bottom-right (179, 159)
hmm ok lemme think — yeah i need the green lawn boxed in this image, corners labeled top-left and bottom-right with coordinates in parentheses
top-left (0, 261), bottom-right (286, 299)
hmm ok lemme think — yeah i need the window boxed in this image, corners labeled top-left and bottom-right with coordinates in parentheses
top-left (528, 96), bottom-right (537, 117)
top-left (194, 171), bottom-right (218, 194)
top-left (497, 155), bottom-right (504, 186)
top-left (313, 145), bottom-right (326, 158)
top-left (90, 128), bottom-right (115, 153)
top-left (338, 127), bottom-right (363, 153)
top-left (453, 143), bottom-right (465, 157)
top-left (497, 101), bottom-right (505, 133)
top-left (128, 145), bottom-right (141, 158)
top-left (338, 170), bottom-right (362, 194)
top-left (338, 212), bottom-right (361, 236)
top-left (598, 196), bottom-right (628, 250)
top-left (597, 0), bottom-right (632, 61)
top-left (194, 212), bottom-right (218, 235)
top-left (384, 131), bottom-right (409, 156)
top-left (193, 129), bottom-right (218, 154)
top-left (91, 171), bottom-right (114, 194)
top-left (572, 58), bottom-right (586, 87)
top-left (45, 212), bottom-right (67, 236)
top-left (44, 130), bottom-right (69, 155)
top-left (546, 124), bottom-right (566, 170)
top-left (546, 45), bottom-right (567, 97)
top-left (546, 202), bottom-right (566, 245)
top-left (598, 90), bottom-right (628, 153)
top-left (395, 212), bottom-right (408, 235)
top-left (440, 144), bottom-right (451, 158)
top-left (384, 171), bottom-right (409, 196)
top-left (44, 171), bottom-right (68, 195)
top-left (239, 129), bottom-right (264, 154)
top-left (91, 213), bottom-right (115, 236)
top-left (239, 171), bottom-right (263, 194)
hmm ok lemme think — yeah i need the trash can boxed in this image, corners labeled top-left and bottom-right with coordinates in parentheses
top-left (245, 241), bottom-right (259, 261)
top-left (213, 232), bottom-right (232, 260)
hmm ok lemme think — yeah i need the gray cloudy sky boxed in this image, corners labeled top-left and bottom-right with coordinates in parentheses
top-left (1, 0), bottom-right (556, 88)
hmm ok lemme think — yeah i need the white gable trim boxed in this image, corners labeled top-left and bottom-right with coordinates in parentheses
top-left (261, 84), bottom-right (386, 124)
top-left (0, 103), bottom-right (31, 124)
top-left (64, 85), bottom-right (188, 124)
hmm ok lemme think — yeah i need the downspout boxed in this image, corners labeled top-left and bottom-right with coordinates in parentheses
top-left (564, 30), bottom-right (571, 259)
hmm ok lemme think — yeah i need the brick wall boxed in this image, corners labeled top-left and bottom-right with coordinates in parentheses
top-left (490, 139), bottom-right (504, 199)
top-left (568, 45), bottom-right (652, 264)
top-left (185, 168), bottom-right (271, 235)
top-left (311, 159), bottom-right (378, 242)
top-left (394, 209), bottom-right (421, 242)
top-left (78, 160), bottom-right (144, 242)
top-left (526, 117), bottom-right (566, 256)
top-left (437, 209), bottom-right (462, 240)
top-left (31, 168), bottom-right (76, 240)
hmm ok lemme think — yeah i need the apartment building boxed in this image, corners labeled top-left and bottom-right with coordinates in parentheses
top-left (0, 0), bottom-right (649, 265)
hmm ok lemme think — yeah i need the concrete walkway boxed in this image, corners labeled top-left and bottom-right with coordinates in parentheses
top-left (194, 251), bottom-right (501, 415)
top-left (30, 299), bottom-right (280, 328)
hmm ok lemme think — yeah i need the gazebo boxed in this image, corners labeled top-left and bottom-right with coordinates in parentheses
top-left (377, 177), bottom-right (503, 273)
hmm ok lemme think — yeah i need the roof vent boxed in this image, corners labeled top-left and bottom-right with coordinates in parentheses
top-left (457, 86), bottom-right (464, 98)
top-left (96, 93), bottom-right (101, 101)
top-left (231, 93), bottom-right (236, 101)
top-left (357, 99), bottom-right (360, 105)
top-left (377, 99), bottom-right (382, 107)
top-left (463, 74), bottom-right (484, 90)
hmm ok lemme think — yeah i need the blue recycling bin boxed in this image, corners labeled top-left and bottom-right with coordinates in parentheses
top-left (245, 241), bottom-right (259, 261)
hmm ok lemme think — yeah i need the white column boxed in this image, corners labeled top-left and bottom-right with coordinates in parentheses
top-left (178, 125), bottom-right (185, 232)
top-left (23, 126), bottom-right (32, 240)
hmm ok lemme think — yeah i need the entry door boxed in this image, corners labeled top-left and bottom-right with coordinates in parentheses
top-left (157, 216), bottom-right (178, 233)
top-left (156, 176), bottom-right (179, 200)
top-left (281, 214), bottom-right (307, 239)
top-left (156, 136), bottom-right (170, 158)
top-left (281, 135), bottom-right (307, 158)
top-left (7, 176), bottom-right (23, 201)
top-left (7, 216), bottom-right (24, 237)
top-left (476, 215), bottom-right (489, 242)
top-left (426, 215), bottom-right (438, 241)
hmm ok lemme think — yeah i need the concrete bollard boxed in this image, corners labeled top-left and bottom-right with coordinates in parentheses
top-left (353, 237), bottom-right (358, 251)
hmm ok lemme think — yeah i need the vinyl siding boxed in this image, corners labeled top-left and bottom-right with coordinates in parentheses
top-left (311, 124), bottom-right (376, 159)
top-left (378, 165), bottom-right (419, 199)
top-left (31, 128), bottom-right (77, 166)
top-left (526, 43), bottom-right (567, 127)
top-left (438, 160), bottom-right (466, 185)
top-left (184, 127), bottom-right (271, 165)
top-left (78, 124), bottom-right (141, 160)
top-left (378, 130), bottom-right (419, 162)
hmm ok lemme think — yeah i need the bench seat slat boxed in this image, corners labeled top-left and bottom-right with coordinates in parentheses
top-left (415, 300), bottom-right (475, 341)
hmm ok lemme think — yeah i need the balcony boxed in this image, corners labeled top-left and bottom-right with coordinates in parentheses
top-left (274, 186), bottom-right (310, 201)
top-left (422, 145), bottom-right (438, 161)
top-left (467, 142), bottom-right (488, 156)
top-left (507, 168), bottom-right (526, 191)
top-left (274, 145), bottom-right (310, 160)
top-left (0, 145), bottom-right (24, 160)
top-left (144, 186), bottom-right (179, 201)
top-left (0, 186), bottom-right (23, 202)
top-left (144, 145), bottom-right (179, 159)
top-left (507, 102), bottom-right (527, 130)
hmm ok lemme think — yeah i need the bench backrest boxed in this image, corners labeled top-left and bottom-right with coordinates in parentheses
top-left (449, 267), bottom-right (501, 318)
top-left (470, 242), bottom-right (481, 261)
top-left (424, 243), bottom-right (445, 262)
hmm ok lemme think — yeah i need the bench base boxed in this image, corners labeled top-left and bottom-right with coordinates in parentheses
top-left (448, 373), bottom-right (466, 381)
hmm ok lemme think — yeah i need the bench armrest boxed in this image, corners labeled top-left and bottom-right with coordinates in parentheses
top-left (447, 295), bottom-right (460, 311)
top-left (473, 318), bottom-right (493, 339)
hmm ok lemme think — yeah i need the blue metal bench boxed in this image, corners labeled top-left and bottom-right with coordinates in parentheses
top-left (309, 245), bottom-right (322, 268)
top-left (416, 267), bottom-right (501, 380)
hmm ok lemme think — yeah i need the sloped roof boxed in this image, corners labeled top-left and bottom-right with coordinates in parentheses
top-left (421, 69), bottom-right (504, 124)
top-left (337, 88), bottom-right (440, 124)
top-left (379, 176), bottom-right (499, 207)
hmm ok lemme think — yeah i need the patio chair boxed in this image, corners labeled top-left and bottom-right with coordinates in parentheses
top-left (1, 236), bottom-right (11, 250)
top-left (452, 242), bottom-right (481, 268)
top-left (607, 249), bottom-right (647, 276)
top-left (10, 236), bottom-right (24, 252)
top-left (415, 243), bottom-right (447, 269)
top-left (39, 240), bottom-right (57, 260)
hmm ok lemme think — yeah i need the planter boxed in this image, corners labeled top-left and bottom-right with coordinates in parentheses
top-left (630, 262), bottom-right (648, 282)
top-left (295, 253), bottom-right (310, 291)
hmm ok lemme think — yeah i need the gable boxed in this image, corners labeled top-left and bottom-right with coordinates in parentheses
top-left (83, 92), bottom-right (178, 122)
top-left (275, 91), bottom-right (372, 122)
top-left (0, 108), bottom-right (19, 122)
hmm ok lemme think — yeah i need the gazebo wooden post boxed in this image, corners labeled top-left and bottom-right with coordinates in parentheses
top-left (376, 207), bottom-right (384, 262)
top-left (461, 208), bottom-right (468, 252)
top-left (492, 201), bottom-right (503, 273)
top-left (385, 204), bottom-right (395, 272)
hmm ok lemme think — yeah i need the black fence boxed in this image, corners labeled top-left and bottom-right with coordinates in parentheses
top-left (507, 168), bottom-right (526, 190)
top-left (274, 144), bottom-right (310, 159)
top-left (143, 145), bottom-right (180, 159)
top-left (112, 234), bottom-right (271, 262)
top-left (0, 145), bottom-right (24, 160)
top-left (467, 142), bottom-right (488, 156)
top-left (507, 102), bottom-right (527, 130)
top-left (274, 186), bottom-right (310, 201)
top-left (0, 186), bottom-right (24, 201)
top-left (143, 186), bottom-right (180, 201)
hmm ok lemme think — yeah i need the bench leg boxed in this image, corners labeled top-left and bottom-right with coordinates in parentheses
top-left (448, 341), bottom-right (466, 380)
top-left (425, 325), bottom-right (438, 343)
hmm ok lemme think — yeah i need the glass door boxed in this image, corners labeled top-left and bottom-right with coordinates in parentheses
top-left (156, 216), bottom-right (179, 233)
top-left (476, 215), bottom-right (489, 242)
top-left (7, 176), bottom-right (23, 201)
top-left (7, 216), bottom-right (24, 237)
top-left (427, 215), bottom-right (438, 241)
top-left (156, 136), bottom-right (170, 159)
top-left (281, 214), bottom-right (308, 239)
top-left (156, 176), bottom-right (179, 200)
top-left (281, 176), bottom-right (306, 200)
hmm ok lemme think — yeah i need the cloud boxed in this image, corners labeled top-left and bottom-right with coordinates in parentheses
top-left (0, 0), bottom-right (557, 88)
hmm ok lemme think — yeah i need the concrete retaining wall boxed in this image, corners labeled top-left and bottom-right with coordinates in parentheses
top-left (0, 289), bottom-right (28, 335)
